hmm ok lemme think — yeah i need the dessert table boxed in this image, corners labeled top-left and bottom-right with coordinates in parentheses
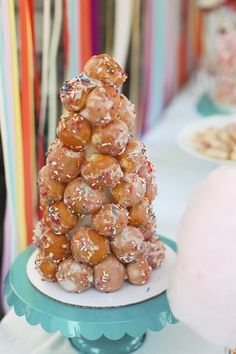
top-left (0, 78), bottom-right (226, 353)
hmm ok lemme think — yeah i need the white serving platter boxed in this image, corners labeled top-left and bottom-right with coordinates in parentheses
top-left (27, 244), bottom-right (176, 308)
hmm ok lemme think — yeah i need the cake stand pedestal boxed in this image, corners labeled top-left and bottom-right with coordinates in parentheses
top-left (4, 236), bottom-right (177, 354)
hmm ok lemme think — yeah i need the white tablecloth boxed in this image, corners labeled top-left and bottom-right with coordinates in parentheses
top-left (0, 310), bottom-right (224, 354)
top-left (0, 80), bottom-right (225, 353)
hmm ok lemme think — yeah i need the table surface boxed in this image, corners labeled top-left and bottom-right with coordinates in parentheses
top-left (0, 79), bottom-right (226, 353)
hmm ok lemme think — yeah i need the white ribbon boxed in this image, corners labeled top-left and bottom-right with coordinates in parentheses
top-left (39, 0), bottom-right (51, 148)
top-left (48, 0), bottom-right (63, 146)
top-left (113, 0), bottom-right (134, 71)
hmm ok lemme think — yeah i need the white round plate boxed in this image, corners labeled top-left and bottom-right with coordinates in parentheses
top-left (177, 116), bottom-right (236, 164)
top-left (27, 244), bottom-right (176, 308)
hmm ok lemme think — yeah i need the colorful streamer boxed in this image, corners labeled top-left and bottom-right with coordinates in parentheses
top-left (163, 0), bottom-right (180, 105)
top-left (48, 0), bottom-right (63, 145)
top-left (0, 0), bottom-right (27, 286)
top-left (0, 4), bottom-right (17, 283)
top-left (19, 0), bottom-right (36, 246)
top-left (39, 0), bottom-right (51, 150)
top-left (8, 0), bottom-right (27, 252)
top-left (149, 0), bottom-right (167, 128)
top-left (113, 0), bottom-right (134, 70)
top-left (105, 0), bottom-right (114, 55)
top-left (139, 0), bottom-right (154, 135)
top-left (67, 0), bottom-right (81, 77)
top-left (178, 0), bottom-right (189, 86)
top-left (80, 0), bottom-right (92, 67)
top-left (130, 0), bottom-right (142, 135)
top-left (63, 0), bottom-right (69, 74)
top-left (28, 0), bottom-right (40, 124)
top-left (91, 0), bottom-right (101, 55)
top-left (28, 0), bottom-right (44, 170)
top-left (194, 8), bottom-right (203, 64)
top-left (2, 200), bottom-right (12, 310)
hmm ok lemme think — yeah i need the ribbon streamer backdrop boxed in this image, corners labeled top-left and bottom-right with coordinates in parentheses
top-left (0, 0), bottom-right (27, 286)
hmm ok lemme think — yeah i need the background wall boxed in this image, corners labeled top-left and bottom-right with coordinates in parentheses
top-left (0, 0), bottom-right (201, 294)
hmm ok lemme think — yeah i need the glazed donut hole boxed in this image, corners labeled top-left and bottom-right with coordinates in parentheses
top-left (36, 229), bottom-right (70, 262)
top-left (111, 173), bottom-right (146, 208)
top-left (128, 197), bottom-right (151, 226)
top-left (47, 139), bottom-right (85, 182)
top-left (81, 154), bottom-right (123, 189)
top-left (117, 139), bottom-right (147, 173)
top-left (94, 255), bottom-right (126, 292)
top-left (38, 165), bottom-right (66, 203)
top-left (71, 226), bottom-right (110, 265)
top-left (110, 225), bottom-right (146, 264)
top-left (83, 53), bottom-right (127, 87)
top-left (57, 112), bottom-right (92, 151)
top-left (33, 219), bottom-right (49, 248)
top-left (85, 85), bottom-right (121, 126)
top-left (44, 200), bottom-right (79, 234)
top-left (64, 177), bottom-right (107, 215)
top-left (139, 160), bottom-right (157, 202)
top-left (91, 203), bottom-right (129, 237)
top-left (145, 179), bottom-right (158, 202)
top-left (39, 195), bottom-right (53, 213)
top-left (138, 160), bottom-right (155, 187)
top-left (139, 213), bottom-right (156, 240)
top-left (126, 256), bottom-right (152, 285)
top-left (56, 257), bottom-right (93, 293)
top-left (35, 252), bottom-right (58, 281)
top-left (145, 237), bottom-right (165, 269)
top-left (91, 119), bottom-right (130, 156)
top-left (117, 94), bottom-right (136, 130)
top-left (59, 75), bottom-right (96, 113)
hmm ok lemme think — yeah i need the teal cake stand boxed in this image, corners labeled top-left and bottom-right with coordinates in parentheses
top-left (4, 236), bottom-right (177, 354)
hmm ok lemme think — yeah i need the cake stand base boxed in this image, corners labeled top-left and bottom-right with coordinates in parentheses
top-left (4, 237), bottom-right (177, 354)
top-left (69, 334), bottom-right (146, 354)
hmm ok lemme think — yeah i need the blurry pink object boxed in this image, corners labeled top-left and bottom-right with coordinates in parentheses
top-left (213, 28), bottom-right (236, 105)
top-left (168, 166), bottom-right (236, 347)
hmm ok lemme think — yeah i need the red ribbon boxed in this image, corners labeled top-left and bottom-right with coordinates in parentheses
top-left (28, 0), bottom-right (44, 170)
top-left (80, 0), bottom-right (92, 68)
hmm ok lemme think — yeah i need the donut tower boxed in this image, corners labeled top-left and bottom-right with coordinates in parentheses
top-left (33, 54), bottom-right (165, 293)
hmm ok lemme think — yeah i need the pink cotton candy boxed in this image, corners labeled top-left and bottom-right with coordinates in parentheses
top-left (168, 166), bottom-right (236, 347)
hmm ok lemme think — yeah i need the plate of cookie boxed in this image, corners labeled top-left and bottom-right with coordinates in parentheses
top-left (177, 116), bottom-right (236, 164)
